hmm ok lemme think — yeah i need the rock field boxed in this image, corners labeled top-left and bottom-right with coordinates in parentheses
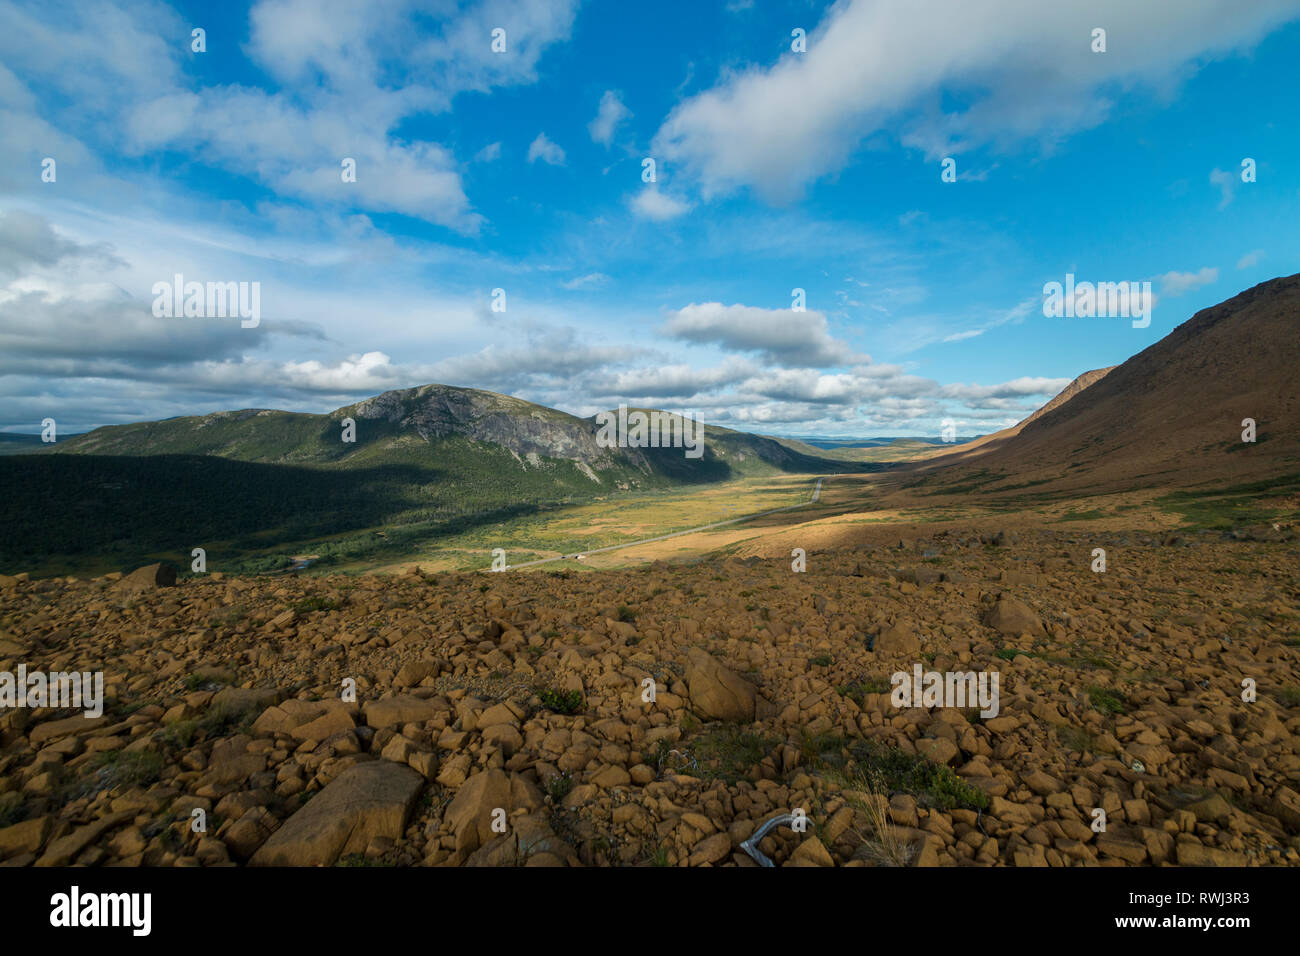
top-left (1, 527), bottom-right (1298, 867)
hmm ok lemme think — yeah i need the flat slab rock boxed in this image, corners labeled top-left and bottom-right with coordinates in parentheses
top-left (250, 760), bottom-right (423, 866)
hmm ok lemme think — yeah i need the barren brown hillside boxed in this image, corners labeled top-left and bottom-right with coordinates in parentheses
top-left (911, 275), bottom-right (1300, 496)
top-left (920, 366), bottom-right (1116, 468)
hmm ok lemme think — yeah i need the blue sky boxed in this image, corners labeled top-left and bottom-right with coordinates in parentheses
top-left (2, 0), bottom-right (1298, 437)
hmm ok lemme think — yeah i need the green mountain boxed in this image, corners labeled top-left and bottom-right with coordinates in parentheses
top-left (49, 383), bottom-right (850, 481)
top-left (2, 384), bottom-right (861, 575)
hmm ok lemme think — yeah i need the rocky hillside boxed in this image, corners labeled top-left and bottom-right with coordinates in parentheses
top-left (1, 529), bottom-right (1297, 867)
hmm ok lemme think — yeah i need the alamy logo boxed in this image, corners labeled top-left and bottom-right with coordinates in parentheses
top-left (891, 663), bottom-right (1000, 718)
top-left (594, 404), bottom-right (704, 459)
top-left (50, 886), bottom-right (151, 936)
top-left (0, 666), bottom-right (103, 717)
top-left (151, 273), bottom-right (261, 328)
top-left (1042, 273), bottom-right (1152, 328)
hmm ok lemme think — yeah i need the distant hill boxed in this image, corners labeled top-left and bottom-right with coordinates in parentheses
top-left (0, 433), bottom-right (54, 455)
top-left (49, 383), bottom-right (855, 485)
top-left (914, 275), bottom-right (1300, 495)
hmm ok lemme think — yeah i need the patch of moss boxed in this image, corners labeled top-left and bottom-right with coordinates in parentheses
top-left (687, 727), bottom-right (777, 784)
top-left (537, 688), bottom-right (584, 714)
top-left (1086, 685), bottom-right (1127, 716)
top-left (846, 740), bottom-right (989, 811)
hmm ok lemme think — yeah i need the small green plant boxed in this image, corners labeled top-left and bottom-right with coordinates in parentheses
top-left (1276, 686), bottom-right (1300, 707)
top-left (616, 605), bottom-right (636, 623)
top-left (1058, 725), bottom-right (1096, 754)
top-left (88, 749), bottom-right (164, 789)
top-left (197, 700), bottom-right (258, 738)
top-left (847, 740), bottom-right (988, 811)
top-left (808, 655), bottom-right (833, 667)
top-left (538, 688), bottom-right (584, 714)
top-left (546, 772), bottom-right (574, 803)
top-left (799, 728), bottom-right (848, 766)
top-left (1086, 685), bottom-right (1127, 716)
top-left (648, 847), bottom-right (670, 867)
top-left (290, 596), bottom-right (340, 614)
top-left (837, 679), bottom-right (892, 706)
top-left (690, 727), bottom-right (777, 783)
top-left (183, 672), bottom-right (231, 692)
top-left (158, 719), bottom-right (198, 750)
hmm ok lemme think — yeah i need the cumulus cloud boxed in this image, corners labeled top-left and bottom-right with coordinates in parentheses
top-left (652, 0), bottom-right (1300, 202)
top-left (0, 0), bottom-right (581, 232)
top-left (424, 327), bottom-right (641, 390)
top-left (939, 377), bottom-right (1073, 401)
top-left (588, 358), bottom-right (757, 398)
top-left (629, 186), bottom-right (692, 221)
top-left (1236, 249), bottom-right (1264, 269)
top-left (527, 132), bottom-right (566, 166)
top-left (662, 303), bottom-right (865, 367)
top-left (1158, 266), bottom-right (1218, 296)
top-left (588, 90), bottom-right (630, 147)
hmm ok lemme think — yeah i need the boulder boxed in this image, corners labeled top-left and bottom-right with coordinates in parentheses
top-left (250, 760), bottom-right (423, 866)
top-left (444, 769), bottom-right (545, 857)
top-left (873, 622), bottom-right (920, 655)
top-left (684, 648), bottom-right (759, 722)
top-left (362, 694), bottom-right (443, 728)
top-left (114, 563), bottom-right (177, 592)
top-left (982, 597), bottom-right (1045, 636)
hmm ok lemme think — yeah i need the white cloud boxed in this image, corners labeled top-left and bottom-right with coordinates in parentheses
top-left (527, 132), bottom-right (566, 166)
top-left (561, 272), bottom-right (609, 290)
top-left (940, 377), bottom-right (1072, 401)
top-left (589, 358), bottom-right (757, 398)
top-left (652, 0), bottom-right (1300, 202)
top-left (662, 302), bottom-right (864, 367)
top-left (475, 142), bottom-right (502, 162)
top-left (0, 0), bottom-right (582, 233)
top-left (588, 90), bottom-right (630, 147)
top-left (1209, 167), bottom-right (1237, 209)
top-left (629, 186), bottom-right (692, 221)
top-left (1158, 266), bottom-right (1218, 296)
top-left (1237, 249), bottom-right (1265, 269)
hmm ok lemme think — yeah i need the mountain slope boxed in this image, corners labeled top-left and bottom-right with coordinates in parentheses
top-left (51, 383), bottom-right (857, 485)
top-left (916, 366), bottom-right (1115, 469)
top-left (919, 275), bottom-right (1300, 495)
